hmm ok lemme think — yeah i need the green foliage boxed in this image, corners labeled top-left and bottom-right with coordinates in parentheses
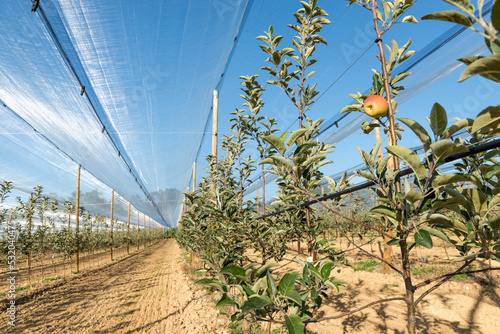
top-left (195, 259), bottom-right (342, 333)
top-left (177, 2), bottom-right (500, 333)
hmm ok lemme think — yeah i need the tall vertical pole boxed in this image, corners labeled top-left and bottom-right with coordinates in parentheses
top-left (193, 162), bottom-right (197, 192)
top-left (75, 166), bottom-right (81, 272)
top-left (256, 189), bottom-right (260, 214)
top-left (149, 217), bottom-right (151, 245)
top-left (110, 190), bottom-right (114, 261)
top-left (137, 211), bottom-right (140, 251)
top-left (127, 203), bottom-right (131, 254)
top-left (211, 90), bottom-right (219, 190)
top-left (143, 214), bottom-right (146, 249)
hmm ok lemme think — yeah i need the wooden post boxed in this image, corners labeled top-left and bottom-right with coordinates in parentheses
top-left (137, 211), bottom-right (140, 251)
top-left (185, 187), bottom-right (190, 214)
top-left (211, 90), bottom-right (218, 190)
top-left (256, 189), bottom-right (260, 213)
top-left (127, 203), bottom-right (131, 254)
top-left (193, 162), bottom-right (197, 192)
top-left (149, 217), bottom-right (151, 245)
top-left (143, 214), bottom-right (146, 249)
top-left (110, 190), bottom-right (114, 261)
top-left (75, 165), bottom-right (81, 272)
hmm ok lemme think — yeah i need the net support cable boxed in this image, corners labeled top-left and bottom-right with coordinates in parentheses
top-left (256, 138), bottom-right (500, 219)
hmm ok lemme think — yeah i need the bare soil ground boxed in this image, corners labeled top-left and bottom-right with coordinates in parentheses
top-left (0, 245), bottom-right (136, 291)
top-left (0, 238), bottom-right (498, 333)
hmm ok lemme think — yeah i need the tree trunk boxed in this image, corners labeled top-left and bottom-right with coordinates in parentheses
top-left (400, 240), bottom-right (417, 334)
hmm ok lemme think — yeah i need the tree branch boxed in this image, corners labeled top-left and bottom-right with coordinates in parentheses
top-left (414, 258), bottom-right (476, 306)
top-left (305, 297), bottom-right (405, 323)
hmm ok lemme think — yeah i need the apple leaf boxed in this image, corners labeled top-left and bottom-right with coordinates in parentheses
top-left (421, 10), bottom-right (473, 27)
top-left (432, 173), bottom-right (470, 188)
top-left (216, 294), bottom-right (236, 307)
top-left (271, 156), bottom-right (293, 170)
top-left (459, 56), bottom-right (500, 82)
top-left (459, 54), bottom-right (500, 82)
top-left (485, 32), bottom-right (500, 55)
top-left (279, 272), bottom-right (298, 295)
top-left (414, 229), bottom-right (433, 249)
top-left (462, 188), bottom-right (487, 216)
top-left (428, 103), bottom-right (448, 137)
top-left (471, 105), bottom-right (500, 135)
top-left (420, 226), bottom-right (451, 243)
top-left (241, 295), bottom-right (273, 313)
top-left (442, 118), bottom-right (473, 139)
top-left (386, 145), bottom-right (427, 180)
top-left (287, 129), bottom-right (308, 148)
top-left (370, 139), bottom-right (385, 164)
top-left (430, 139), bottom-right (468, 162)
top-left (404, 189), bottom-right (423, 203)
top-left (340, 103), bottom-right (363, 114)
top-left (285, 314), bottom-right (305, 334)
top-left (489, 214), bottom-right (500, 230)
top-left (391, 72), bottom-right (413, 85)
top-left (398, 117), bottom-right (431, 152)
top-left (220, 265), bottom-right (246, 277)
top-left (387, 238), bottom-right (402, 246)
top-left (402, 15), bottom-right (418, 23)
top-left (492, 0), bottom-right (500, 31)
top-left (262, 135), bottom-right (287, 156)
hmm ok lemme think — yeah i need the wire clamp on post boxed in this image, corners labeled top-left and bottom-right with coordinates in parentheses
top-left (80, 86), bottom-right (85, 96)
top-left (32, 0), bottom-right (40, 12)
top-left (374, 38), bottom-right (382, 44)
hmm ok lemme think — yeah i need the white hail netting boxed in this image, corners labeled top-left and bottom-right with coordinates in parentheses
top-left (0, 1), bottom-right (498, 220)
top-left (0, 0), bottom-right (248, 226)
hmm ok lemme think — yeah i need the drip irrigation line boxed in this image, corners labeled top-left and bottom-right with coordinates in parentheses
top-left (31, 3), bottom-right (167, 225)
top-left (320, 130), bottom-right (470, 187)
top-left (256, 138), bottom-right (500, 219)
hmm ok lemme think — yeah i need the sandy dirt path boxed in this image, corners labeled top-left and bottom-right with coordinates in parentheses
top-left (0, 239), bottom-right (228, 333)
top-left (2, 238), bottom-right (498, 333)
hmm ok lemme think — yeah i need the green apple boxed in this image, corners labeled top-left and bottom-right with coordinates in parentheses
top-left (363, 95), bottom-right (388, 118)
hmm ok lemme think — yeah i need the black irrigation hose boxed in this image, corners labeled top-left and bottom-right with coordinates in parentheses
top-left (256, 138), bottom-right (500, 219)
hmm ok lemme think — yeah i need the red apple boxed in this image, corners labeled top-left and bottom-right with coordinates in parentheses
top-left (363, 95), bottom-right (388, 118)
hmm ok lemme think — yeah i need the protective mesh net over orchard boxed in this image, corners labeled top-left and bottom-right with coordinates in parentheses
top-left (0, 0), bottom-right (498, 227)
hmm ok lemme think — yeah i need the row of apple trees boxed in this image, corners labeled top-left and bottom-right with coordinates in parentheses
top-left (176, 0), bottom-right (499, 333)
top-left (0, 181), bottom-right (162, 284)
